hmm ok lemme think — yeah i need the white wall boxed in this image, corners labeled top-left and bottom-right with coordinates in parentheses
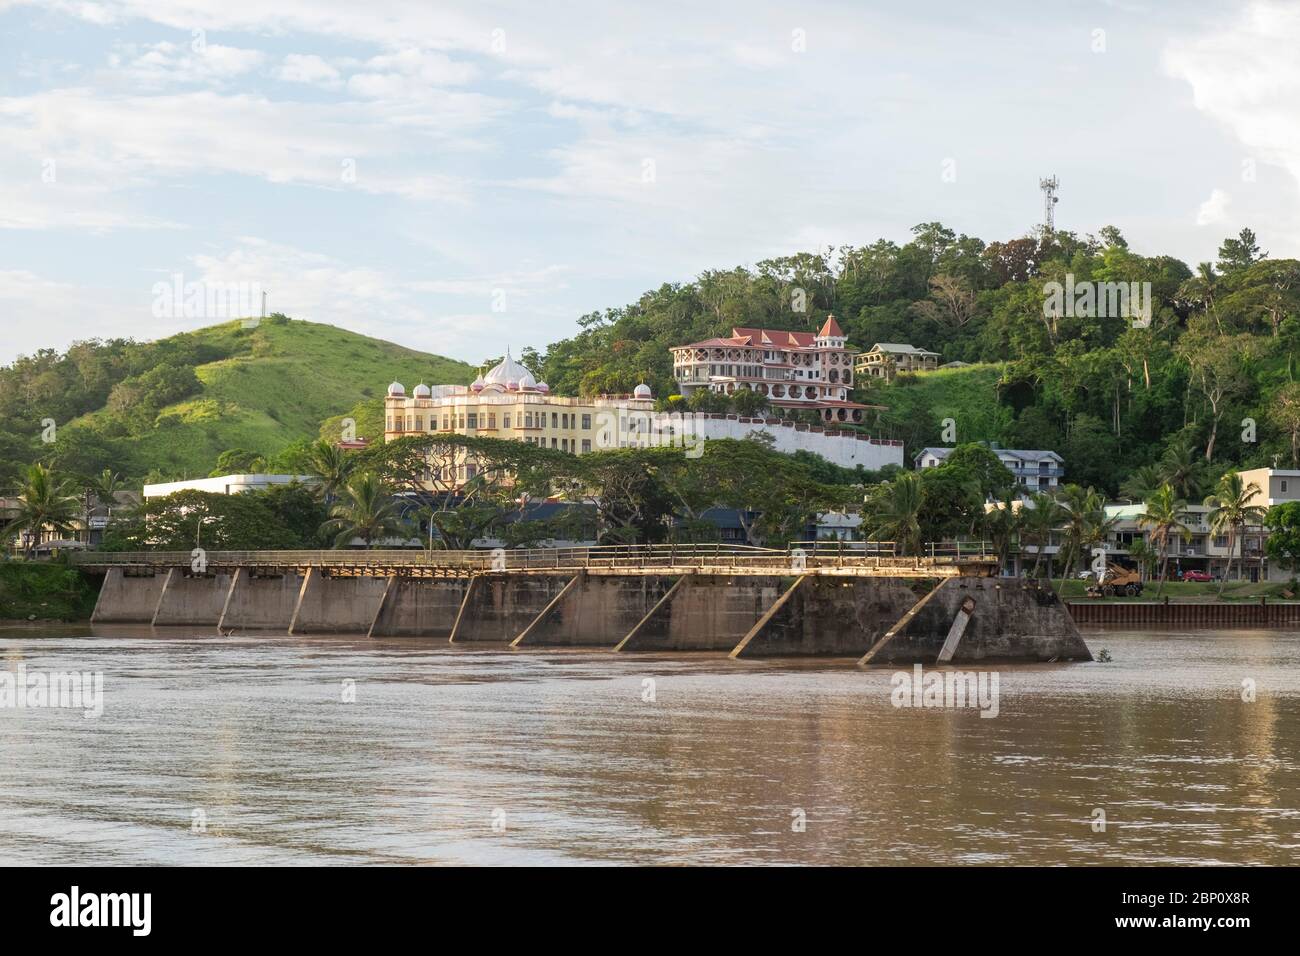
top-left (695, 419), bottom-right (903, 470)
top-left (143, 474), bottom-right (314, 499)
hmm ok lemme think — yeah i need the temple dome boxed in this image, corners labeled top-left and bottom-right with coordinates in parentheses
top-left (536, 381), bottom-right (550, 393)
top-left (387, 381), bottom-right (405, 397)
top-left (633, 383), bottom-right (652, 399)
top-left (482, 351), bottom-right (539, 391)
top-left (413, 383), bottom-right (431, 398)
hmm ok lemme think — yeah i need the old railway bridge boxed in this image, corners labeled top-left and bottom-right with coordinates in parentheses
top-left (73, 543), bottom-right (1091, 665)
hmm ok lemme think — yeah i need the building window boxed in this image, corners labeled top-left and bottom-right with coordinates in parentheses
top-left (488, 413), bottom-right (497, 429)
top-left (503, 414), bottom-right (511, 429)
top-left (415, 415), bottom-right (423, 430)
top-left (551, 413), bottom-right (558, 428)
top-left (441, 415), bottom-right (449, 430)
top-left (1283, 480), bottom-right (1289, 494)
top-left (582, 414), bottom-right (591, 429)
top-left (581, 439), bottom-right (591, 453)
top-left (551, 437), bottom-right (557, 448)
top-left (458, 414), bottom-right (465, 429)
top-left (386, 417), bottom-right (393, 431)
top-left (467, 413), bottom-right (477, 429)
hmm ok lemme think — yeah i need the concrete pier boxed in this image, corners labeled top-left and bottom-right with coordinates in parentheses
top-left (152, 568), bottom-right (235, 627)
top-left (860, 577), bottom-right (1091, 665)
top-left (615, 574), bottom-right (791, 652)
top-left (449, 573), bottom-right (574, 643)
top-left (368, 576), bottom-right (470, 638)
top-left (90, 568), bottom-right (167, 624)
top-left (731, 575), bottom-right (940, 658)
top-left (513, 572), bottom-right (678, 647)
top-left (218, 568), bottom-right (305, 631)
top-left (82, 549), bottom-right (1090, 666)
top-left (289, 568), bottom-right (389, 634)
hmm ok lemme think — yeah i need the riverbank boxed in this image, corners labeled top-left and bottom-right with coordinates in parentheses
top-left (1054, 578), bottom-right (1296, 602)
top-left (0, 560), bottom-right (96, 622)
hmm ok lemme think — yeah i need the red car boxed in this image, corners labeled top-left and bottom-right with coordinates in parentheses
top-left (1182, 570), bottom-right (1213, 582)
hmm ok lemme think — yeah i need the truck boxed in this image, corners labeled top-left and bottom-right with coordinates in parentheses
top-left (1084, 563), bottom-right (1144, 598)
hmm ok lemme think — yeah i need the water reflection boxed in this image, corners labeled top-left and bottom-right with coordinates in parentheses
top-left (0, 625), bottom-right (1297, 865)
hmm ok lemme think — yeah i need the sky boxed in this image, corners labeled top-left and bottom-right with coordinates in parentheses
top-left (1, 0), bottom-right (1299, 367)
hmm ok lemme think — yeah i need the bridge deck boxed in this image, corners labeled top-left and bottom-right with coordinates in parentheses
top-left (72, 542), bottom-right (997, 576)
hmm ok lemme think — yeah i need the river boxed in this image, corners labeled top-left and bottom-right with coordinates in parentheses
top-left (1, 625), bottom-right (1297, 865)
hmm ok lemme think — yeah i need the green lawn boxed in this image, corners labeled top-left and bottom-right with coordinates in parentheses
top-left (71, 318), bottom-right (473, 479)
top-left (1055, 578), bottom-right (1297, 602)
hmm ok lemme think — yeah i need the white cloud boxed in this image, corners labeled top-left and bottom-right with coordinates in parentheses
top-left (274, 53), bottom-right (341, 87)
top-left (112, 40), bottom-right (265, 87)
top-left (0, 88), bottom-right (485, 222)
top-left (1164, 2), bottom-right (1300, 191)
top-left (1196, 188), bottom-right (1230, 226)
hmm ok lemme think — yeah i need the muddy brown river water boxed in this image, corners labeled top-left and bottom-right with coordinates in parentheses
top-left (1, 624), bottom-right (1297, 865)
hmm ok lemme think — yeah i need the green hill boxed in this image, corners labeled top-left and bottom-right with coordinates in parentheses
top-left (0, 315), bottom-right (472, 483)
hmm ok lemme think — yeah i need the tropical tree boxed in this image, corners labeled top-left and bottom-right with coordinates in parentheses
top-left (1018, 491), bottom-right (1063, 580)
top-left (1138, 484), bottom-right (1192, 596)
top-left (303, 438), bottom-right (354, 505)
top-left (1158, 440), bottom-right (1203, 499)
top-left (862, 471), bottom-right (923, 556)
top-left (980, 492), bottom-right (1021, 572)
top-left (1127, 538), bottom-right (1159, 582)
top-left (8, 463), bottom-right (80, 558)
top-left (1055, 484), bottom-right (1115, 586)
top-left (1203, 470), bottom-right (1266, 594)
top-left (320, 472), bottom-right (408, 548)
top-left (1119, 464), bottom-right (1164, 503)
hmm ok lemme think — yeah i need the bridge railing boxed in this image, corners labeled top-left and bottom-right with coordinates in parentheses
top-left (71, 540), bottom-right (994, 572)
top-left (789, 540), bottom-right (995, 563)
top-left (72, 542), bottom-right (788, 572)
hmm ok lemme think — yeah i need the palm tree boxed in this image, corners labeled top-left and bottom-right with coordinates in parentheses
top-left (9, 463), bottom-right (80, 558)
top-left (1055, 485), bottom-right (1114, 585)
top-left (1203, 471), bottom-right (1266, 595)
top-left (980, 491), bottom-right (1021, 574)
top-left (320, 471), bottom-right (407, 548)
top-left (1019, 491), bottom-right (1063, 581)
top-left (303, 439), bottom-right (354, 506)
top-left (1177, 262), bottom-right (1223, 333)
top-left (1119, 464), bottom-right (1163, 503)
top-left (79, 469), bottom-right (126, 544)
top-left (1138, 483), bottom-right (1192, 596)
top-left (1158, 441), bottom-right (1202, 500)
top-left (1128, 538), bottom-right (1158, 582)
top-left (863, 471), bottom-right (922, 556)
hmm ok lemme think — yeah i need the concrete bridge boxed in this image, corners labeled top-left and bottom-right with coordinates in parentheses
top-left (73, 544), bottom-right (1091, 665)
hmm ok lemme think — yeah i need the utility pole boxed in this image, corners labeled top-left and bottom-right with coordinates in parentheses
top-left (261, 290), bottom-right (268, 318)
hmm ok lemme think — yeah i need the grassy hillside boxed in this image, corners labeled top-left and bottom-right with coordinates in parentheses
top-left (66, 317), bottom-right (472, 480)
top-left (861, 363), bottom-right (1014, 454)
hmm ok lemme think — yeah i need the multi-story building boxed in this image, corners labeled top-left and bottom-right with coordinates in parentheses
top-left (383, 353), bottom-right (904, 488)
top-left (383, 353), bottom-right (656, 486)
top-left (915, 445), bottom-right (1065, 494)
top-left (669, 316), bottom-right (871, 424)
top-left (855, 343), bottom-right (942, 381)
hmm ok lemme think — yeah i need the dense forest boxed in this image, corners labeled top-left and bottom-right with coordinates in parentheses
top-left (537, 223), bottom-right (1300, 497)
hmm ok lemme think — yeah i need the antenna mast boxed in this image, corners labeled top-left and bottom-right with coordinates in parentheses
top-left (1039, 176), bottom-right (1059, 233)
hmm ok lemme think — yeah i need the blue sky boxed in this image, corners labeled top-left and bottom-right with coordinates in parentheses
top-left (1, 0), bottom-right (1298, 367)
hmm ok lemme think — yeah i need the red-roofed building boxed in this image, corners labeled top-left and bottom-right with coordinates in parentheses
top-left (670, 316), bottom-right (872, 423)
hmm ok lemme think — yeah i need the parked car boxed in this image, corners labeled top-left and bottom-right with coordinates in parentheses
top-left (1182, 570), bottom-right (1213, 582)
